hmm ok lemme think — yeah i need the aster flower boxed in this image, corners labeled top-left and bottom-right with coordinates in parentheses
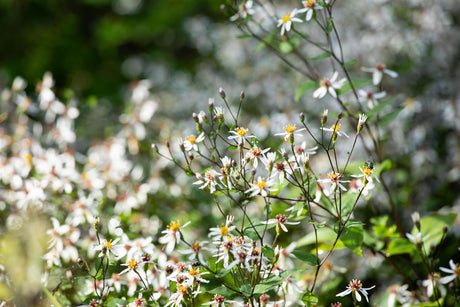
top-left (228, 127), bottom-right (254, 145)
top-left (120, 258), bottom-right (144, 275)
top-left (275, 124), bottom-right (306, 143)
top-left (318, 172), bottom-right (350, 194)
top-left (246, 146), bottom-right (270, 168)
top-left (159, 220), bottom-right (191, 254)
top-left (202, 294), bottom-right (238, 306)
top-left (358, 89), bottom-right (386, 109)
top-left (277, 8), bottom-right (304, 36)
top-left (351, 161), bottom-right (380, 185)
top-left (313, 71), bottom-right (347, 99)
top-left (439, 259), bottom-right (460, 284)
top-left (406, 232), bottom-right (429, 246)
top-left (94, 238), bottom-right (124, 260)
top-left (302, 0), bottom-right (323, 21)
top-left (321, 124), bottom-right (349, 140)
top-left (245, 176), bottom-right (277, 197)
top-left (336, 279), bottom-right (375, 303)
top-left (183, 133), bottom-right (205, 151)
top-left (194, 169), bottom-right (220, 193)
top-left (209, 216), bottom-right (236, 241)
top-left (230, 0), bottom-right (255, 21)
top-left (361, 63), bottom-right (398, 85)
top-left (262, 214), bottom-right (300, 234)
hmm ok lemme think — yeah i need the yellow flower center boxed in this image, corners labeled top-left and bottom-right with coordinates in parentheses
top-left (168, 221), bottom-right (181, 232)
top-left (192, 242), bottom-right (201, 252)
top-left (328, 172), bottom-right (340, 182)
top-left (220, 225), bottom-right (229, 236)
top-left (128, 259), bottom-right (139, 269)
top-left (106, 240), bottom-right (113, 250)
top-left (454, 264), bottom-right (460, 276)
top-left (188, 268), bottom-right (199, 277)
top-left (179, 285), bottom-right (187, 294)
top-left (257, 179), bottom-right (267, 189)
top-left (332, 124), bottom-right (341, 133)
top-left (306, 0), bottom-right (315, 8)
top-left (186, 135), bottom-right (196, 144)
top-left (363, 166), bottom-right (373, 176)
top-left (236, 127), bottom-right (248, 136)
top-left (282, 14), bottom-right (291, 23)
top-left (285, 124), bottom-right (296, 134)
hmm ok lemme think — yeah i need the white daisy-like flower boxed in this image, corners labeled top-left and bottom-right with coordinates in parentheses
top-left (406, 232), bottom-right (429, 245)
top-left (358, 89), bottom-right (386, 109)
top-left (159, 220), bottom-right (191, 254)
top-left (262, 214), bottom-right (300, 233)
top-left (336, 279), bottom-right (375, 303)
top-left (183, 133), bottom-right (205, 151)
top-left (228, 127), bottom-right (254, 145)
top-left (318, 172), bottom-right (350, 194)
top-left (194, 169), bottom-right (220, 194)
top-left (94, 238), bottom-right (124, 260)
top-left (277, 8), bottom-right (304, 36)
top-left (209, 216), bottom-right (236, 241)
top-left (439, 259), bottom-right (460, 284)
top-left (230, 0), bottom-right (255, 21)
top-left (202, 294), bottom-right (238, 306)
top-left (351, 162), bottom-right (380, 184)
top-left (313, 71), bottom-right (347, 99)
top-left (275, 124), bottom-right (306, 142)
top-left (246, 146), bottom-right (270, 168)
top-left (320, 124), bottom-right (349, 138)
top-left (361, 63), bottom-right (398, 85)
top-left (302, 0), bottom-right (323, 21)
top-left (245, 176), bottom-right (277, 197)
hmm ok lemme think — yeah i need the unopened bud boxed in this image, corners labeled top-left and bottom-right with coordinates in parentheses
top-left (208, 98), bottom-right (214, 111)
top-left (251, 168), bottom-right (256, 176)
top-left (188, 152), bottom-right (194, 161)
top-left (192, 112), bottom-right (199, 123)
top-left (443, 225), bottom-right (448, 233)
top-left (338, 112), bottom-right (343, 119)
top-left (94, 217), bottom-right (100, 232)
top-left (240, 91), bottom-right (245, 100)
top-left (321, 109), bottom-right (328, 127)
top-left (219, 87), bottom-right (226, 99)
top-left (179, 142), bottom-right (185, 152)
top-left (151, 144), bottom-right (158, 152)
top-left (166, 141), bottom-right (170, 148)
top-left (299, 112), bottom-right (305, 123)
top-left (77, 257), bottom-right (84, 266)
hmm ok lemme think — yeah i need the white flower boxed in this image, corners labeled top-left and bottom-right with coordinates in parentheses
top-left (302, 0), bottom-right (323, 21)
top-left (439, 259), bottom-right (460, 284)
top-left (277, 8), bottom-right (304, 36)
top-left (358, 89), bottom-right (386, 109)
top-left (209, 216), bottom-right (236, 241)
top-left (313, 71), bottom-right (347, 99)
top-left (318, 172), bottom-right (350, 194)
top-left (228, 127), bottom-right (254, 145)
top-left (320, 124), bottom-right (349, 138)
top-left (361, 63), bottom-right (398, 85)
top-left (159, 220), bottom-right (191, 254)
top-left (406, 232), bottom-right (429, 245)
top-left (94, 238), bottom-right (124, 260)
top-left (230, 0), bottom-right (255, 21)
top-left (246, 146), bottom-right (270, 168)
top-left (194, 169), bottom-right (220, 194)
top-left (183, 133), bottom-right (205, 151)
top-left (275, 124), bottom-right (306, 142)
top-left (262, 214), bottom-right (300, 233)
top-left (336, 279), bottom-right (375, 303)
top-left (351, 162), bottom-right (380, 184)
top-left (245, 176), bottom-right (277, 197)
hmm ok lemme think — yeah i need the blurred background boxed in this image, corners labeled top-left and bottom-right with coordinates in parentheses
top-left (1, 0), bottom-right (460, 305)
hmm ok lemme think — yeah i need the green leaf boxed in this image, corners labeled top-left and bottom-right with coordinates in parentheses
top-left (105, 297), bottom-right (129, 307)
top-left (311, 51), bottom-right (332, 60)
top-left (342, 59), bottom-right (358, 67)
top-left (366, 96), bottom-right (397, 121)
top-left (241, 284), bottom-right (252, 297)
top-left (244, 222), bottom-right (275, 241)
top-left (371, 215), bottom-right (399, 239)
top-left (295, 81), bottom-right (318, 101)
top-left (237, 34), bottom-right (252, 39)
top-left (253, 270), bottom-right (292, 295)
top-left (375, 159), bottom-right (392, 175)
top-left (387, 238), bottom-right (416, 256)
top-left (292, 250), bottom-right (318, 266)
top-left (226, 145), bottom-right (238, 150)
top-left (339, 223), bottom-right (364, 256)
top-left (302, 290), bottom-right (319, 307)
top-left (297, 226), bottom-right (337, 247)
top-left (262, 245), bottom-right (275, 259)
top-left (326, 17), bottom-right (333, 33)
top-left (379, 106), bottom-right (404, 126)
top-left (340, 193), bottom-right (357, 216)
top-left (417, 213), bottom-right (457, 249)
top-left (43, 287), bottom-right (63, 307)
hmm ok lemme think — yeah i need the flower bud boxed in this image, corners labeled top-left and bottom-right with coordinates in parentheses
top-left (151, 144), bottom-right (158, 153)
top-left (299, 112), bottom-right (305, 123)
top-left (166, 141), bottom-right (170, 148)
top-left (321, 109), bottom-right (328, 127)
top-left (240, 91), bottom-right (245, 100)
top-left (192, 112), bottom-right (199, 123)
top-left (219, 87), bottom-right (226, 99)
top-left (187, 152), bottom-right (194, 161)
top-left (338, 111), bottom-right (343, 119)
top-left (443, 225), bottom-right (448, 233)
top-left (94, 217), bottom-right (100, 232)
top-left (179, 141), bottom-right (185, 153)
top-left (208, 98), bottom-right (214, 112)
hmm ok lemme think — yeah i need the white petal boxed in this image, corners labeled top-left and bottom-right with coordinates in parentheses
top-left (373, 71), bottom-right (383, 85)
top-left (384, 69), bottom-right (398, 78)
top-left (336, 289), bottom-right (352, 297)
